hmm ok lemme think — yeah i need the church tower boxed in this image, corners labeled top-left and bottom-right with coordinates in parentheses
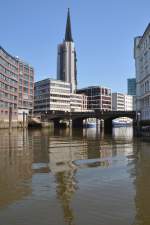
top-left (57, 9), bottom-right (77, 93)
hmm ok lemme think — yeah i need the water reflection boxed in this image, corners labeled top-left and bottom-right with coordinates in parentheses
top-left (48, 128), bottom-right (135, 225)
top-left (49, 138), bottom-right (88, 225)
top-left (134, 141), bottom-right (150, 225)
top-left (0, 127), bottom-right (150, 225)
top-left (0, 129), bottom-right (33, 208)
top-left (112, 127), bottom-right (133, 141)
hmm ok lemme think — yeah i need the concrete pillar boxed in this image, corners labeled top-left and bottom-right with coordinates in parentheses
top-left (84, 119), bottom-right (88, 128)
top-left (54, 119), bottom-right (60, 128)
top-left (100, 120), bottom-right (104, 130)
top-left (69, 119), bottom-right (72, 129)
top-left (9, 107), bottom-right (12, 134)
top-left (72, 118), bottom-right (83, 128)
top-left (104, 119), bottom-right (112, 133)
top-left (96, 118), bottom-right (99, 128)
top-left (23, 112), bottom-right (26, 129)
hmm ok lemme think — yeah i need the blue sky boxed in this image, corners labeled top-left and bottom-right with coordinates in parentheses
top-left (0, 0), bottom-right (150, 92)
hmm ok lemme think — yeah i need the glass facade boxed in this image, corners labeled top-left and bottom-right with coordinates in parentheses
top-left (127, 78), bottom-right (136, 96)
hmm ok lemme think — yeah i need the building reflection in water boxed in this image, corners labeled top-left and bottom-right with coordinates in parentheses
top-left (0, 129), bottom-right (33, 208)
top-left (112, 127), bottom-right (133, 141)
top-left (29, 129), bottom-right (50, 173)
top-left (133, 140), bottom-right (150, 225)
top-left (83, 127), bottom-right (104, 140)
top-left (49, 137), bottom-right (88, 225)
top-left (48, 127), bottom-right (135, 224)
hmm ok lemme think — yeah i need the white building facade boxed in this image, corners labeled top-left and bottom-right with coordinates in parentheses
top-left (134, 24), bottom-right (150, 120)
top-left (112, 93), bottom-right (133, 111)
top-left (124, 95), bottom-right (133, 111)
top-left (34, 79), bottom-right (87, 114)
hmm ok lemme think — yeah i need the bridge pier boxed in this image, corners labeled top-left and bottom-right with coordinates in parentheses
top-left (72, 118), bottom-right (83, 128)
top-left (53, 119), bottom-right (60, 128)
top-left (100, 119), bottom-right (104, 130)
top-left (104, 119), bottom-right (112, 133)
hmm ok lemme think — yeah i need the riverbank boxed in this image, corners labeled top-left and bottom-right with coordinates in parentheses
top-left (0, 121), bottom-right (28, 129)
top-left (0, 120), bottom-right (54, 129)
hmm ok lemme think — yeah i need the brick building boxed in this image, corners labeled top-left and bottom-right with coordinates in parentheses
top-left (0, 46), bottom-right (34, 121)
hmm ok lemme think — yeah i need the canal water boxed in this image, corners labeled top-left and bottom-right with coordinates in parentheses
top-left (0, 127), bottom-right (150, 225)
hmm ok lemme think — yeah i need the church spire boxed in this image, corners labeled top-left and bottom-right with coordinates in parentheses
top-left (65, 8), bottom-right (73, 42)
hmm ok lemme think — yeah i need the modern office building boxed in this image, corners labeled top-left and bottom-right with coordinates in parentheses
top-left (124, 95), bottom-right (133, 111)
top-left (112, 93), bottom-right (125, 111)
top-left (112, 93), bottom-right (133, 111)
top-left (0, 46), bottom-right (34, 121)
top-left (127, 78), bottom-right (136, 95)
top-left (70, 93), bottom-right (87, 112)
top-left (77, 86), bottom-right (112, 111)
top-left (34, 78), bottom-right (87, 113)
top-left (57, 9), bottom-right (77, 93)
top-left (134, 23), bottom-right (150, 120)
top-left (34, 79), bottom-right (71, 113)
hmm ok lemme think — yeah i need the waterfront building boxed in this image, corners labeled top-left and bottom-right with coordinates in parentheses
top-left (112, 92), bottom-right (133, 111)
top-left (77, 86), bottom-right (112, 111)
top-left (18, 60), bottom-right (34, 120)
top-left (34, 79), bottom-right (71, 113)
top-left (112, 93), bottom-right (125, 111)
top-left (0, 46), bottom-right (34, 121)
top-left (134, 24), bottom-right (150, 120)
top-left (34, 78), bottom-right (87, 114)
top-left (124, 94), bottom-right (133, 111)
top-left (70, 93), bottom-right (87, 112)
top-left (0, 47), bottom-right (18, 120)
top-left (57, 9), bottom-right (77, 93)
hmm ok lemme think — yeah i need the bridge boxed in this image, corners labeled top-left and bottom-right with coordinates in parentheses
top-left (40, 110), bottom-right (137, 129)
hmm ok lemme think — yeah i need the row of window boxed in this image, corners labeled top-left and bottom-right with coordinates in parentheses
top-left (35, 88), bottom-right (70, 95)
top-left (19, 86), bottom-right (33, 94)
top-left (35, 82), bottom-right (70, 90)
top-left (20, 73), bottom-right (34, 81)
top-left (19, 64), bottom-right (30, 73)
top-left (79, 88), bottom-right (111, 96)
top-left (50, 82), bottom-right (70, 89)
top-left (0, 91), bottom-right (17, 101)
top-left (0, 49), bottom-right (18, 66)
top-left (0, 72), bottom-right (18, 86)
top-left (140, 35), bottom-right (150, 52)
top-left (35, 99), bottom-right (70, 105)
top-left (0, 81), bottom-right (17, 93)
top-left (0, 101), bottom-right (17, 109)
top-left (0, 56), bottom-right (18, 72)
top-left (140, 80), bottom-right (150, 95)
top-left (35, 104), bottom-right (70, 110)
top-left (71, 104), bottom-right (82, 108)
top-left (19, 79), bottom-right (33, 88)
top-left (18, 101), bottom-right (33, 108)
top-left (0, 65), bottom-right (18, 80)
top-left (35, 94), bottom-right (70, 100)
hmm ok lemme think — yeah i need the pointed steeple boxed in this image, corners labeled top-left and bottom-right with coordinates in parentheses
top-left (65, 8), bottom-right (73, 42)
